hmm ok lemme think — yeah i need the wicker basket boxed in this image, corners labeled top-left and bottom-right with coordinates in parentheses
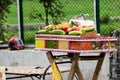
top-left (80, 30), bottom-right (97, 38)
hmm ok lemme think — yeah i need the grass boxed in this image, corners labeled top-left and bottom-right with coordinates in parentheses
top-left (7, 29), bottom-right (36, 44)
top-left (7, 0), bottom-right (120, 24)
top-left (6, 1), bottom-right (45, 24)
top-left (5, 0), bottom-right (120, 44)
top-left (100, 21), bottom-right (120, 36)
top-left (24, 30), bottom-right (36, 44)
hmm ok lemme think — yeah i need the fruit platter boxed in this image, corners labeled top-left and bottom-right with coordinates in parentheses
top-left (35, 22), bottom-right (117, 53)
top-left (36, 22), bottom-right (97, 37)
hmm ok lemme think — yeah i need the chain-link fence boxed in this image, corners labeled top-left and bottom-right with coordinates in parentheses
top-left (5, 0), bottom-right (120, 45)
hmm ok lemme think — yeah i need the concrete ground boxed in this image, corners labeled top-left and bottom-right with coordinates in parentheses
top-left (0, 49), bottom-right (110, 80)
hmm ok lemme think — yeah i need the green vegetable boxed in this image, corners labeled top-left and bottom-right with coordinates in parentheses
top-left (36, 30), bottom-right (49, 34)
top-left (84, 27), bottom-right (95, 32)
top-left (80, 27), bottom-right (95, 33)
top-left (50, 30), bottom-right (66, 35)
top-left (68, 31), bottom-right (82, 35)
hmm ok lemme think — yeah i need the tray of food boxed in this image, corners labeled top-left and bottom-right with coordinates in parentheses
top-left (35, 22), bottom-right (117, 53)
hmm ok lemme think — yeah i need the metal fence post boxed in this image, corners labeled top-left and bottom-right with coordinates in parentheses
top-left (17, 0), bottom-right (24, 43)
top-left (94, 0), bottom-right (100, 33)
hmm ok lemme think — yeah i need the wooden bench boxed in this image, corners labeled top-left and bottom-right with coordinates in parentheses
top-left (5, 66), bottom-right (70, 80)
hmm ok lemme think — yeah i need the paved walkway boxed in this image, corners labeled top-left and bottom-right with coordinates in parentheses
top-left (0, 49), bottom-right (110, 80)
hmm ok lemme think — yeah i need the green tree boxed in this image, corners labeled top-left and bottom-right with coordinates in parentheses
top-left (0, 0), bottom-right (12, 43)
top-left (39, 0), bottom-right (66, 25)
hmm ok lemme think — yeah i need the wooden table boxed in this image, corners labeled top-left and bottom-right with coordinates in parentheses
top-left (44, 51), bottom-right (111, 80)
top-left (35, 35), bottom-right (117, 80)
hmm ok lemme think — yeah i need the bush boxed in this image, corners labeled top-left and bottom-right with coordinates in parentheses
top-left (0, 0), bottom-right (12, 43)
top-left (100, 14), bottom-right (110, 24)
top-left (100, 22), bottom-right (119, 36)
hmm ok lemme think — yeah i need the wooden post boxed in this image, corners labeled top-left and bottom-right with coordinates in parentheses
top-left (0, 66), bottom-right (6, 80)
top-left (68, 54), bottom-right (84, 80)
top-left (92, 53), bottom-right (106, 80)
top-left (46, 51), bottom-right (63, 80)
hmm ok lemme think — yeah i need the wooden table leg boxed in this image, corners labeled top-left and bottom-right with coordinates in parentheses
top-left (92, 53), bottom-right (106, 80)
top-left (75, 62), bottom-right (84, 80)
top-left (46, 51), bottom-right (63, 80)
top-left (68, 54), bottom-right (84, 80)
